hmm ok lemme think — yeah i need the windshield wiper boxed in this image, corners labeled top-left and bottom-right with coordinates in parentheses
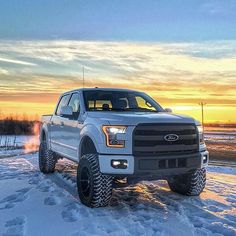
top-left (108, 108), bottom-right (158, 112)
top-left (88, 108), bottom-right (158, 112)
top-left (124, 108), bottom-right (158, 112)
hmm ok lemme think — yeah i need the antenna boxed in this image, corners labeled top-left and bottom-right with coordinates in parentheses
top-left (82, 66), bottom-right (85, 88)
top-left (199, 102), bottom-right (206, 130)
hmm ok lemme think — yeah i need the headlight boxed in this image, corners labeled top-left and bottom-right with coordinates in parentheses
top-left (102, 125), bottom-right (126, 148)
top-left (197, 125), bottom-right (203, 133)
top-left (197, 125), bottom-right (204, 144)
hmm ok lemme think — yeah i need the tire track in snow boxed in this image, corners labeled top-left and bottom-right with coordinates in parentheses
top-left (24, 153), bottom-right (79, 200)
top-left (8, 152), bottom-right (236, 236)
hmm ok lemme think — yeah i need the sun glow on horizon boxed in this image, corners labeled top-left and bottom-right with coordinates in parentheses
top-left (0, 40), bottom-right (235, 123)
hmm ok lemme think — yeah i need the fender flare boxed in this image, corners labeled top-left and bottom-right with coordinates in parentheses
top-left (40, 123), bottom-right (50, 149)
top-left (78, 125), bottom-right (104, 161)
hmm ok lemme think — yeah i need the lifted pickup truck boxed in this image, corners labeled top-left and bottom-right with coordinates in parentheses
top-left (39, 88), bottom-right (209, 207)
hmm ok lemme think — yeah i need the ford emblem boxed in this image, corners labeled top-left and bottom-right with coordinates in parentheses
top-left (164, 134), bottom-right (179, 142)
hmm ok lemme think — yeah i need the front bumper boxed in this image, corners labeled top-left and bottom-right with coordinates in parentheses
top-left (99, 154), bottom-right (135, 175)
top-left (98, 150), bottom-right (209, 175)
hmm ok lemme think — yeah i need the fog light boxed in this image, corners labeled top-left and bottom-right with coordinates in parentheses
top-left (111, 160), bottom-right (128, 169)
top-left (203, 155), bottom-right (208, 164)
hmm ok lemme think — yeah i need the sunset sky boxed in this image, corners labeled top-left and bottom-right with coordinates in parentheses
top-left (0, 0), bottom-right (236, 123)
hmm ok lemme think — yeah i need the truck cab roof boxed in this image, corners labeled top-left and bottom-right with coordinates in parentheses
top-left (64, 88), bottom-right (143, 95)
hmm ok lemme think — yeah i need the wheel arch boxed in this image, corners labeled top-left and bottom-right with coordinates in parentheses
top-left (78, 124), bottom-right (104, 161)
top-left (40, 129), bottom-right (46, 141)
top-left (79, 135), bottom-right (98, 161)
top-left (40, 123), bottom-right (50, 148)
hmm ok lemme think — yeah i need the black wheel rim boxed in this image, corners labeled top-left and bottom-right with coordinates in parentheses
top-left (80, 166), bottom-right (92, 198)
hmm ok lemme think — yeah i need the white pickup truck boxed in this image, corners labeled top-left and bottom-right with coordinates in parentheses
top-left (39, 88), bottom-right (209, 207)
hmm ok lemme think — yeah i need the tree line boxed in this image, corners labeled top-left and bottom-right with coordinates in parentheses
top-left (0, 118), bottom-right (40, 135)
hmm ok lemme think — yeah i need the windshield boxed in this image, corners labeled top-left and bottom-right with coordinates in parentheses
top-left (83, 90), bottom-right (164, 112)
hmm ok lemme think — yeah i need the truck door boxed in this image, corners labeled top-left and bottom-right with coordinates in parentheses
top-left (62, 92), bottom-right (82, 160)
top-left (50, 94), bottom-right (71, 154)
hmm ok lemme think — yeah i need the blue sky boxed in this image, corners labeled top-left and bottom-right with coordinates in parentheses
top-left (0, 1), bottom-right (236, 123)
top-left (0, 0), bottom-right (236, 41)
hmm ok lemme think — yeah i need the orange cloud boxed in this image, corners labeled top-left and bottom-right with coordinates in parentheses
top-left (0, 40), bottom-right (235, 123)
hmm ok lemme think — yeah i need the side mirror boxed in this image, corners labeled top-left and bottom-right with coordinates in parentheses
top-left (60, 106), bottom-right (73, 117)
top-left (165, 108), bottom-right (172, 113)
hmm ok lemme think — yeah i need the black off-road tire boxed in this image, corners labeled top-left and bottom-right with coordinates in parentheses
top-left (39, 141), bottom-right (57, 174)
top-left (168, 168), bottom-right (206, 196)
top-left (77, 154), bottom-right (113, 208)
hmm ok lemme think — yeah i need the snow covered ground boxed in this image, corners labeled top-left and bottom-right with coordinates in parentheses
top-left (205, 131), bottom-right (236, 144)
top-left (0, 153), bottom-right (235, 236)
top-left (0, 136), bottom-right (39, 157)
top-left (0, 135), bottom-right (38, 148)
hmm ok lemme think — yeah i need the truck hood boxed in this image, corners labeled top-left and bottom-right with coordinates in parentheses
top-left (87, 111), bottom-right (198, 126)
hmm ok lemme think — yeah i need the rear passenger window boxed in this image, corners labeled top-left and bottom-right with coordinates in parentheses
top-left (55, 95), bottom-right (70, 115)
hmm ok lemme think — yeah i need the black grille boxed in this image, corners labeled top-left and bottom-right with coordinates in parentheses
top-left (133, 123), bottom-right (199, 157)
top-left (139, 158), bottom-right (187, 170)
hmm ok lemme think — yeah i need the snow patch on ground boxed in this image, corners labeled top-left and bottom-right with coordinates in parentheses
top-left (0, 135), bottom-right (39, 157)
top-left (0, 153), bottom-right (235, 236)
top-left (204, 131), bottom-right (236, 144)
top-left (208, 166), bottom-right (236, 175)
top-left (0, 135), bottom-right (38, 148)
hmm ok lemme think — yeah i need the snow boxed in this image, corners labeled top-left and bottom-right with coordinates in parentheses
top-left (204, 131), bottom-right (236, 144)
top-left (0, 153), bottom-right (235, 236)
top-left (0, 135), bottom-right (38, 148)
top-left (0, 135), bottom-right (39, 157)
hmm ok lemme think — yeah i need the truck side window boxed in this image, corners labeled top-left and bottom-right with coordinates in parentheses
top-left (135, 96), bottom-right (156, 111)
top-left (68, 93), bottom-right (80, 119)
top-left (55, 94), bottom-right (70, 115)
